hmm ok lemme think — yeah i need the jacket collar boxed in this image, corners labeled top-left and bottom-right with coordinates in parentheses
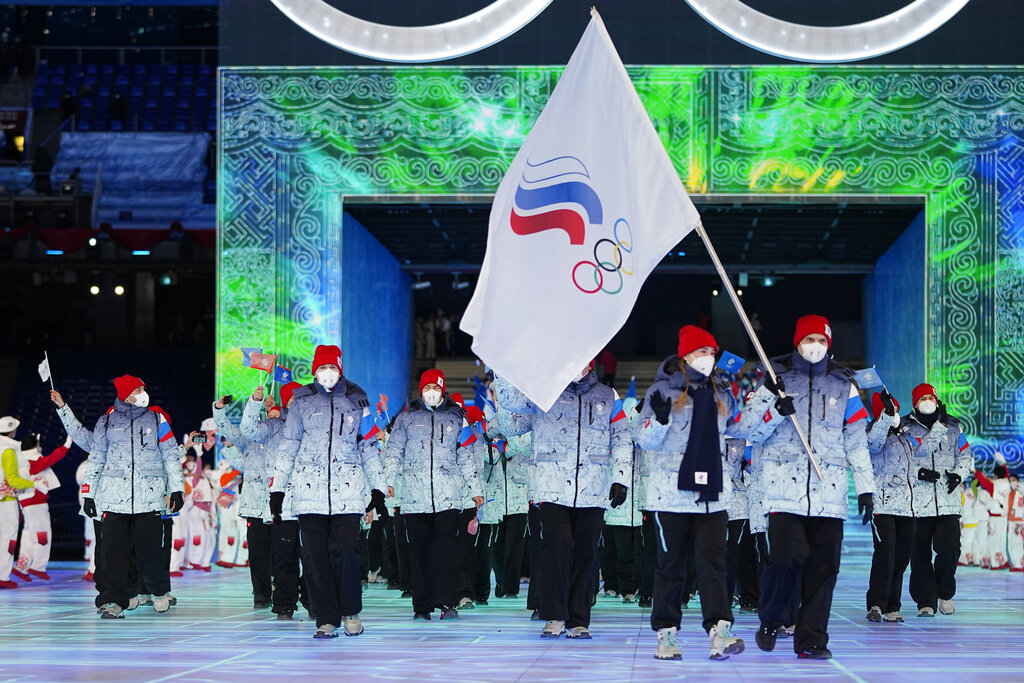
top-left (566, 369), bottom-right (599, 396)
top-left (790, 349), bottom-right (828, 377)
top-left (113, 398), bottom-right (150, 419)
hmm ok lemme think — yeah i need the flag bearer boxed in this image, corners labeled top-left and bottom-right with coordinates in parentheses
top-left (738, 315), bottom-right (875, 659)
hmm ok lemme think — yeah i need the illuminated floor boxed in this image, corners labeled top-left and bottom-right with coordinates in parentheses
top-left (2, 522), bottom-right (1022, 682)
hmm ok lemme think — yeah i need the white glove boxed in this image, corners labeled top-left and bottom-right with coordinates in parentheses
top-left (994, 451), bottom-right (1007, 465)
top-left (64, 435), bottom-right (73, 449)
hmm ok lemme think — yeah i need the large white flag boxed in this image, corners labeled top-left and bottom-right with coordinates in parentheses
top-left (460, 10), bottom-right (700, 411)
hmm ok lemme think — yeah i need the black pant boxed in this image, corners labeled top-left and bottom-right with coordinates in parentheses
top-left (650, 510), bottom-right (731, 633)
top-left (497, 513), bottom-right (528, 597)
top-left (600, 524), bottom-right (617, 594)
top-left (609, 525), bottom-right (641, 596)
top-left (298, 514), bottom-right (362, 627)
top-left (759, 513), bottom-right (843, 653)
top-left (867, 514), bottom-right (915, 612)
top-left (272, 519), bottom-right (305, 612)
top-left (909, 514), bottom-right (960, 609)
top-left (393, 512), bottom-right (412, 591)
top-left (537, 503), bottom-right (604, 628)
top-left (99, 511), bottom-right (168, 609)
top-left (639, 512), bottom-right (655, 599)
top-left (727, 518), bottom-right (760, 608)
top-left (92, 518), bottom-right (106, 608)
top-left (471, 523), bottom-right (498, 601)
top-left (405, 509), bottom-right (459, 614)
top-left (527, 504), bottom-right (542, 610)
top-left (377, 517), bottom-right (397, 583)
top-left (246, 518), bottom-right (273, 604)
top-left (456, 507), bottom-right (478, 601)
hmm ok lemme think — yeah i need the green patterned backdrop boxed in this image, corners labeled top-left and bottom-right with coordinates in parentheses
top-left (218, 65), bottom-right (1024, 465)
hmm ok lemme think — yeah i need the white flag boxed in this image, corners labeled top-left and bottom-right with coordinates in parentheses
top-left (460, 10), bottom-right (699, 411)
top-left (37, 356), bottom-right (50, 383)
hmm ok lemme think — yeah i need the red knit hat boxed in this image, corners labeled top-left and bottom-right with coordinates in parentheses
top-left (312, 345), bottom-right (342, 374)
top-left (793, 314), bottom-right (832, 349)
top-left (677, 325), bottom-right (718, 359)
top-left (280, 381), bottom-right (302, 408)
top-left (450, 392), bottom-right (465, 409)
top-left (420, 369), bottom-right (446, 394)
top-left (871, 392), bottom-right (901, 421)
top-left (912, 383), bottom-right (937, 406)
top-left (114, 375), bottom-right (145, 402)
top-left (465, 405), bottom-right (486, 424)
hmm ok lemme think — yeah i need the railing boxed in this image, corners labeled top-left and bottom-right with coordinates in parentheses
top-left (34, 45), bottom-right (218, 67)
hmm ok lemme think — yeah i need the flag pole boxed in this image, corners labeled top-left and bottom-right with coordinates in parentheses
top-left (694, 220), bottom-right (823, 480)
top-left (44, 350), bottom-right (55, 391)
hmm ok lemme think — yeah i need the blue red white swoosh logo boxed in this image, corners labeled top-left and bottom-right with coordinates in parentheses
top-left (510, 156), bottom-right (603, 245)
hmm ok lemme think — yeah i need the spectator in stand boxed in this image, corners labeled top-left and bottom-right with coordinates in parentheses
top-left (60, 89), bottom-right (78, 122)
top-left (109, 92), bottom-right (128, 126)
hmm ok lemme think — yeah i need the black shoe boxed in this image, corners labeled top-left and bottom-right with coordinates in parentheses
top-left (387, 583), bottom-right (401, 591)
top-left (797, 647), bottom-right (832, 660)
top-left (413, 612), bottom-right (431, 621)
top-left (476, 599), bottom-right (489, 606)
top-left (530, 609), bottom-right (541, 621)
top-left (440, 607), bottom-right (459, 620)
top-left (401, 590), bottom-right (413, 599)
top-left (254, 600), bottom-right (271, 610)
top-left (276, 610), bottom-right (294, 621)
top-left (755, 625), bottom-right (777, 652)
top-left (739, 603), bottom-right (759, 614)
top-left (638, 596), bottom-right (652, 608)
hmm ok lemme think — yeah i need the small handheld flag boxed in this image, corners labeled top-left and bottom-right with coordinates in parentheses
top-left (273, 365), bottom-right (292, 384)
top-left (38, 352), bottom-right (54, 390)
top-left (852, 367), bottom-right (885, 390)
top-left (360, 412), bottom-right (382, 442)
top-left (716, 350), bottom-right (746, 374)
top-left (626, 376), bottom-right (637, 400)
top-left (241, 347), bottom-right (261, 368)
top-left (250, 352), bottom-right (277, 374)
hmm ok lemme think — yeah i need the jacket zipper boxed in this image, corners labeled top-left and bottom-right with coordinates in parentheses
top-left (430, 411), bottom-right (436, 514)
top-left (806, 372), bottom-right (813, 517)
top-left (906, 436), bottom-right (915, 516)
top-left (327, 395), bottom-right (334, 514)
top-left (130, 414), bottom-right (135, 514)
top-left (502, 444), bottom-right (509, 513)
top-left (931, 438), bottom-right (938, 515)
top-left (573, 396), bottom-right (582, 508)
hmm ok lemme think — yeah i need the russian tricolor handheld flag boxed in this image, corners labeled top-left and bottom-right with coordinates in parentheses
top-left (360, 412), bottom-right (381, 441)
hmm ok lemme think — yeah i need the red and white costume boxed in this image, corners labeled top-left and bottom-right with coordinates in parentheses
top-left (975, 469), bottom-right (1012, 570)
top-left (959, 484), bottom-right (985, 566)
top-left (14, 442), bottom-right (69, 578)
top-left (1008, 484), bottom-right (1024, 571)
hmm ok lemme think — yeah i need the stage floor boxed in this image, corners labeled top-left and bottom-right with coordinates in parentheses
top-left (2, 522), bottom-right (1022, 682)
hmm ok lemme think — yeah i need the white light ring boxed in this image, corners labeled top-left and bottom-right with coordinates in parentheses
top-left (683, 0), bottom-right (971, 63)
top-left (269, 0), bottom-right (554, 63)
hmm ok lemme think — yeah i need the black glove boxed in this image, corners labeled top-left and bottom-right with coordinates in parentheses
top-left (918, 467), bottom-right (941, 483)
top-left (269, 491), bottom-right (285, 524)
top-left (763, 375), bottom-right (786, 396)
top-left (879, 390), bottom-right (897, 417)
top-left (367, 488), bottom-right (389, 519)
top-left (83, 497), bottom-right (97, 518)
top-left (937, 401), bottom-right (949, 425)
top-left (168, 491), bottom-right (184, 513)
top-left (774, 396), bottom-right (796, 416)
top-left (609, 483), bottom-right (628, 508)
top-left (650, 391), bottom-right (672, 425)
top-left (857, 493), bottom-right (874, 525)
top-left (945, 470), bottom-right (963, 495)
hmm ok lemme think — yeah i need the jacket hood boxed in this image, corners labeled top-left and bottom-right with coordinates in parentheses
top-left (567, 367), bottom-right (600, 395)
top-left (112, 398), bottom-right (151, 419)
top-left (654, 355), bottom-right (683, 386)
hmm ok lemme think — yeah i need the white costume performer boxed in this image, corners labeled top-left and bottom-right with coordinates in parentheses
top-left (1008, 482), bottom-right (1024, 572)
top-left (959, 483), bottom-right (985, 567)
top-left (214, 458), bottom-right (246, 568)
top-left (75, 460), bottom-right (97, 578)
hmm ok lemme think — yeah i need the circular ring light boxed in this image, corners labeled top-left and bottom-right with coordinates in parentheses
top-left (269, 0), bottom-right (555, 63)
top-left (683, 0), bottom-right (971, 63)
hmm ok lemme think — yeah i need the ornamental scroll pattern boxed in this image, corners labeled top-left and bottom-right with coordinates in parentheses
top-left (219, 66), bottom-right (1024, 465)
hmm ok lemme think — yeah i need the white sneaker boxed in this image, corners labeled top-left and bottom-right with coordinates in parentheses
top-left (883, 611), bottom-right (904, 623)
top-left (138, 594), bottom-right (153, 606)
top-left (367, 570), bottom-right (378, 584)
top-left (343, 615), bottom-right (364, 636)
top-left (126, 596), bottom-right (139, 611)
top-left (603, 590), bottom-right (617, 598)
top-left (566, 626), bottom-right (592, 639)
top-left (622, 593), bottom-right (637, 604)
top-left (154, 594), bottom-right (171, 613)
top-left (457, 597), bottom-right (475, 610)
top-left (938, 599), bottom-right (954, 615)
top-left (709, 619), bottom-right (744, 660)
top-left (541, 620), bottom-right (565, 638)
top-left (99, 603), bottom-right (124, 619)
top-left (655, 627), bottom-right (682, 660)
top-left (314, 624), bottom-right (339, 639)
top-left (917, 606), bottom-right (935, 617)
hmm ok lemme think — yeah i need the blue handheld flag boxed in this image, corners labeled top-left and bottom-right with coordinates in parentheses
top-left (716, 350), bottom-right (746, 374)
top-left (852, 367), bottom-right (885, 389)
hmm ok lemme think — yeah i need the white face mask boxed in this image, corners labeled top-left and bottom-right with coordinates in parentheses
top-left (316, 368), bottom-right (340, 390)
top-left (687, 355), bottom-right (715, 377)
top-left (131, 391), bottom-right (150, 408)
top-left (917, 400), bottom-right (937, 415)
top-left (798, 342), bottom-right (828, 364)
top-left (422, 389), bottom-right (443, 407)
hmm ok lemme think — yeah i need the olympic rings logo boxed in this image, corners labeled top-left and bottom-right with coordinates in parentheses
top-left (572, 218), bottom-right (635, 295)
